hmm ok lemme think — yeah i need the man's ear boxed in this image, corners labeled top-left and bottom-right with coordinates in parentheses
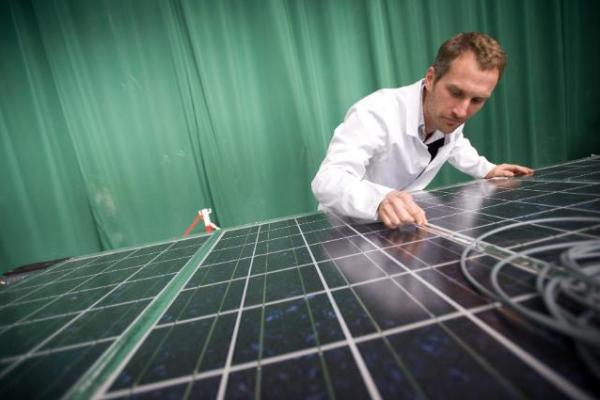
top-left (424, 67), bottom-right (435, 91)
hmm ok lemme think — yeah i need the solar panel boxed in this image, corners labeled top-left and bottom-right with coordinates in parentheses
top-left (1, 157), bottom-right (599, 399)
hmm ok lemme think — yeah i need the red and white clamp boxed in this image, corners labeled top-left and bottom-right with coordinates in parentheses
top-left (183, 208), bottom-right (219, 236)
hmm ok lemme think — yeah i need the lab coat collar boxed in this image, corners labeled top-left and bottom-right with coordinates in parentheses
top-left (404, 80), bottom-right (424, 139)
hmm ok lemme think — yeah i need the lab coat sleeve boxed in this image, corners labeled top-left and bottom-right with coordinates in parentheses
top-left (311, 107), bottom-right (395, 220)
top-left (447, 133), bottom-right (496, 178)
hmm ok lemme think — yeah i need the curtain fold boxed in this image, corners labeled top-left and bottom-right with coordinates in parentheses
top-left (1, 0), bottom-right (599, 272)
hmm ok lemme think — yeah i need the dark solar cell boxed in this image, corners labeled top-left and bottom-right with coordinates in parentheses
top-left (353, 280), bottom-right (430, 329)
top-left (394, 274), bottom-right (456, 316)
top-left (378, 324), bottom-right (521, 398)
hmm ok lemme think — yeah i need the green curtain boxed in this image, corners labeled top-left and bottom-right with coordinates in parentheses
top-left (1, 0), bottom-right (599, 273)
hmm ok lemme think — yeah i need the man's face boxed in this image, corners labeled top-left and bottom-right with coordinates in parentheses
top-left (423, 51), bottom-right (500, 134)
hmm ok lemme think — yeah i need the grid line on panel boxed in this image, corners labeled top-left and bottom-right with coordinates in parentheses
top-left (0, 312), bottom-right (80, 341)
top-left (0, 246), bottom-right (180, 332)
top-left (425, 156), bottom-right (597, 196)
top-left (230, 339), bottom-right (347, 373)
top-left (181, 310), bottom-right (223, 399)
top-left (100, 339), bottom-right (352, 400)
top-left (516, 177), bottom-right (599, 186)
top-left (436, 199), bottom-right (596, 244)
top-left (518, 157), bottom-right (595, 181)
top-left (326, 248), bottom-right (428, 397)
top-left (2, 268), bottom-right (178, 315)
top-left (567, 184), bottom-right (600, 196)
top-left (67, 234), bottom-right (216, 400)
top-left (508, 223), bottom-right (600, 251)
top-left (323, 224), bottom-right (492, 397)
top-left (295, 217), bottom-right (383, 400)
top-left (343, 221), bottom-right (595, 400)
top-left (253, 244), bottom-right (268, 400)
top-left (1, 337), bottom-right (118, 365)
top-left (571, 202), bottom-right (600, 214)
top-left (383, 261), bottom-right (455, 318)
top-left (99, 292), bottom-right (539, 400)
top-left (489, 188), bottom-right (571, 202)
top-left (203, 227), bottom-right (365, 269)
top-left (392, 235), bottom-right (461, 269)
top-left (15, 255), bottom-right (98, 284)
top-left (429, 187), bottom-right (597, 225)
top-left (0, 247), bottom-right (169, 374)
top-left (152, 253), bottom-right (495, 333)
top-left (294, 249), bottom-right (337, 400)
top-left (215, 224), bottom-right (263, 400)
top-left (101, 368), bottom-right (223, 400)
top-left (0, 296), bottom-right (155, 363)
top-left (0, 253), bottom-right (124, 312)
top-left (353, 292), bottom-right (538, 345)
top-left (429, 217), bottom-right (598, 281)
top-left (32, 300), bottom-right (149, 357)
top-left (41, 344), bottom-right (107, 397)
top-left (471, 219), bottom-right (576, 250)
top-left (519, 195), bottom-right (599, 210)
top-left (431, 312), bottom-right (526, 397)
top-left (156, 308), bottom-right (237, 330)
top-left (532, 172), bottom-right (600, 184)
top-left (165, 264), bottom-right (243, 324)
top-left (521, 217), bottom-right (594, 241)
top-left (0, 271), bottom-right (74, 307)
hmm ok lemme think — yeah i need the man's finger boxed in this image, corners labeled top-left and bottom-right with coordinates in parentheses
top-left (413, 211), bottom-right (426, 226)
top-left (385, 197), bottom-right (412, 225)
top-left (509, 165), bottom-right (527, 175)
top-left (382, 204), bottom-right (401, 228)
top-left (402, 197), bottom-right (427, 225)
top-left (379, 209), bottom-right (393, 229)
top-left (378, 206), bottom-right (396, 229)
top-left (417, 209), bottom-right (428, 225)
top-left (396, 192), bottom-right (426, 225)
top-left (392, 201), bottom-right (416, 224)
top-left (517, 165), bottom-right (534, 175)
top-left (507, 164), bottom-right (534, 176)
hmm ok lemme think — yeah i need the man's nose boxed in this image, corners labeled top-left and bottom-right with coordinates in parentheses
top-left (452, 100), bottom-right (469, 119)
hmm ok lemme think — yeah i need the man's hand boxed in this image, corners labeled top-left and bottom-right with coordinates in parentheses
top-left (485, 163), bottom-right (534, 178)
top-left (377, 191), bottom-right (427, 228)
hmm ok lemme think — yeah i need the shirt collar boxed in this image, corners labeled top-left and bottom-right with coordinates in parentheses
top-left (418, 80), bottom-right (426, 141)
top-left (418, 80), bottom-right (446, 145)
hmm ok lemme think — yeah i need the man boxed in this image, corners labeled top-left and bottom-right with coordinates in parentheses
top-left (311, 32), bottom-right (533, 228)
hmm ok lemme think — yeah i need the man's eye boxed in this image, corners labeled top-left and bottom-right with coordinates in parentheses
top-left (450, 90), bottom-right (462, 98)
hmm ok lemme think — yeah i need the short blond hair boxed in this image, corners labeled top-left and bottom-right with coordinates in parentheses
top-left (432, 32), bottom-right (507, 82)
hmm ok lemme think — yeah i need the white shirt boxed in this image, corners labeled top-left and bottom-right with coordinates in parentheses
top-left (311, 80), bottom-right (496, 220)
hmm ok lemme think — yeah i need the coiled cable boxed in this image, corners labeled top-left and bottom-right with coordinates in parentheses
top-left (460, 217), bottom-right (600, 378)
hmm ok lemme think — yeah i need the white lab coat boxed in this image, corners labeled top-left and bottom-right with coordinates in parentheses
top-left (311, 80), bottom-right (496, 220)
